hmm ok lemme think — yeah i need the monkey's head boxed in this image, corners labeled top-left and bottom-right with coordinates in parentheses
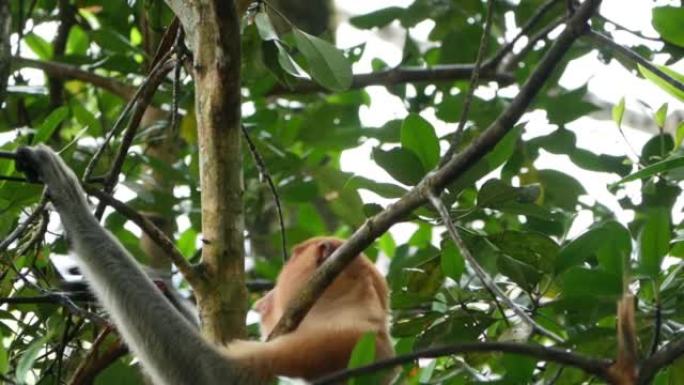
top-left (255, 237), bottom-right (389, 336)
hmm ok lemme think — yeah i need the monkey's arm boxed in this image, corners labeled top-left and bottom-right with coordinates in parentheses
top-left (226, 327), bottom-right (393, 381)
top-left (16, 146), bottom-right (251, 385)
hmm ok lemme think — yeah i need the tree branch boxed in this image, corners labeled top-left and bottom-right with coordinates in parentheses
top-left (638, 337), bottom-right (684, 384)
top-left (242, 124), bottom-right (288, 261)
top-left (442, 0), bottom-right (497, 164)
top-left (269, 63), bottom-right (514, 95)
top-left (83, 185), bottom-right (201, 287)
top-left (489, 0), bottom-right (562, 68)
top-left (13, 57), bottom-right (136, 99)
top-left (92, 58), bottom-right (176, 219)
top-left (313, 341), bottom-right (610, 385)
top-left (269, 0), bottom-right (602, 339)
top-left (586, 30), bottom-right (684, 94)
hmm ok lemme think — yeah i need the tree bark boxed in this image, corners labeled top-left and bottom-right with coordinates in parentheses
top-left (164, 0), bottom-right (246, 344)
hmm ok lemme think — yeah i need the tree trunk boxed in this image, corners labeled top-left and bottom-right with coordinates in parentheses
top-left (164, 0), bottom-right (247, 344)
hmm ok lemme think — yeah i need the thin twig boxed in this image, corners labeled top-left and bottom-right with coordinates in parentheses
top-left (426, 190), bottom-right (564, 343)
top-left (586, 30), bottom-right (684, 94)
top-left (268, 0), bottom-right (601, 339)
top-left (639, 336), bottom-right (684, 384)
top-left (0, 150), bottom-right (17, 159)
top-left (596, 14), bottom-right (662, 42)
top-left (313, 341), bottom-right (610, 385)
top-left (0, 192), bottom-right (47, 252)
top-left (442, 0), bottom-right (497, 165)
top-left (82, 51), bottom-right (174, 182)
top-left (269, 63), bottom-right (514, 95)
top-left (13, 57), bottom-right (135, 99)
top-left (170, 26), bottom-right (185, 137)
top-left (0, 175), bottom-right (37, 183)
top-left (83, 185), bottom-right (200, 287)
top-left (489, 0), bottom-right (561, 68)
top-left (650, 300), bottom-right (662, 356)
top-left (93, 58), bottom-right (176, 220)
top-left (241, 125), bottom-right (287, 262)
top-left (502, 16), bottom-right (566, 72)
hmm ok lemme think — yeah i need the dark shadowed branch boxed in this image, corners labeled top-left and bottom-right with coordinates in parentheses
top-left (313, 341), bottom-right (610, 385)
top-left (13, 57), bottom-right (136, 99)
top-left (269, 0), bottom-right (601, 339)
top-left (639, 337), bottom-right (684, 384)
top-left (92, 58), bottom-right (176, 219)
top-left (442, 0), bottom-right (497, 165)
top-left (269, 63), bottom-right (515, 95)
top-left (242, 124), bottom-right (288, 262)
top-left (83, 185), bottom-right (200, 287)
top-left (586, 30), bottom-right (684, 94)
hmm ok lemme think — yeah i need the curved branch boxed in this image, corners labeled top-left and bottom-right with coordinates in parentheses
top-left (13, 57), bottom-right (136, 99)
top-left (269, 0), bottom-right (602, 339)
top-left (639, 337), bottom-right (684, 385)
top-left (313, 341), bottom-right (610, 385)
top-left (83, 185), bottom-right (201, 287)
top-left (269, 63), bottom-right (514, 95)
top-left (586, 30), bottom-right (684, 94)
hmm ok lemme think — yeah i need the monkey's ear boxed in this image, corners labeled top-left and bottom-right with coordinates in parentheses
top-left (254, 290), bottom-right (274, 314)
top-left (316, 239), bottom-right (340, 265)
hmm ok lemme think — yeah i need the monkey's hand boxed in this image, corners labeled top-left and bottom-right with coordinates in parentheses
top-left (16, 145), bottom-right (89, 213)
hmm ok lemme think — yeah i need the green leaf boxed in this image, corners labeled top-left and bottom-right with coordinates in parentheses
top-left (348, 332), bottom-right (377, 385)
top-left (652, 6), bottom-right (684, 47)
top-left (33, 107), bottom-right (69, 144)
top-left (638, 207), bottom-right (670, 278)
top-left (450, 125), bottom-right (523, 192)
top-left (489, 231), bottom-right (559, 274)
top-left (24, 33), bottom-right (53, 59)
top-left (66, 25), bottom-right (90, 55)
top-left (255, 12), bottom-right (278, 41)
top-left (293, 28), bottom-right (352, 91)
top-left (497, 253), bottom-right (542, 291)
top-left (71, 102), bottom-right (102, 134)
top-left (477, 179), bottom-right (540, 208)
top-left (655, 103), bottom-right (668, 129)
top-left (372, 147), bottom-right (425, 186)
top-left (345, 176), bottom-right (407, 198)
top-left (176, 228), bottom-right (197, 258)
top-left (15, 336), bottom-right (48, 384)
top-left (561, 267), bottom-right (622, 298)
top-left (612, 97), bottom-right (625, 128)
top-left (440, 240), bottom-right (464, 281)
top-left (349, 7), bottom-right (404, 29)
top-left (638, 64), bottom-right (684, 102)
top-left (94, 359), bottom-right (145, 385)
top-left (676, 122), bottom-right (684, 149)
top-left (613, 156), bottom-right (684, 185)
top-left (400, 114), bottom-right (440, 170)
top-left (0, 330), bottom-right (7, 374)
top-left (556, 226), bottom-right (609, 273)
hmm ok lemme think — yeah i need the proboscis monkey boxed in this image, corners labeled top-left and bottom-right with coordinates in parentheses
top-left (16, 145), bottom-right (393, 385)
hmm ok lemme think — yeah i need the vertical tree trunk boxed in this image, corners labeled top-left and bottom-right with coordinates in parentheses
top-left (0, 0), bottom-right (11, 106)
top-left (165, 0), bottom-right (246, 344)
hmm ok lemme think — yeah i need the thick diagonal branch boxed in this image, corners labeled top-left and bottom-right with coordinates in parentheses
top-left (269, 0), bottom-right (601, 339)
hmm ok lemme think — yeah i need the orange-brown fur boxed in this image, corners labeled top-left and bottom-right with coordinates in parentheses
top-left (225, 237), bottom-right (393, 381)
